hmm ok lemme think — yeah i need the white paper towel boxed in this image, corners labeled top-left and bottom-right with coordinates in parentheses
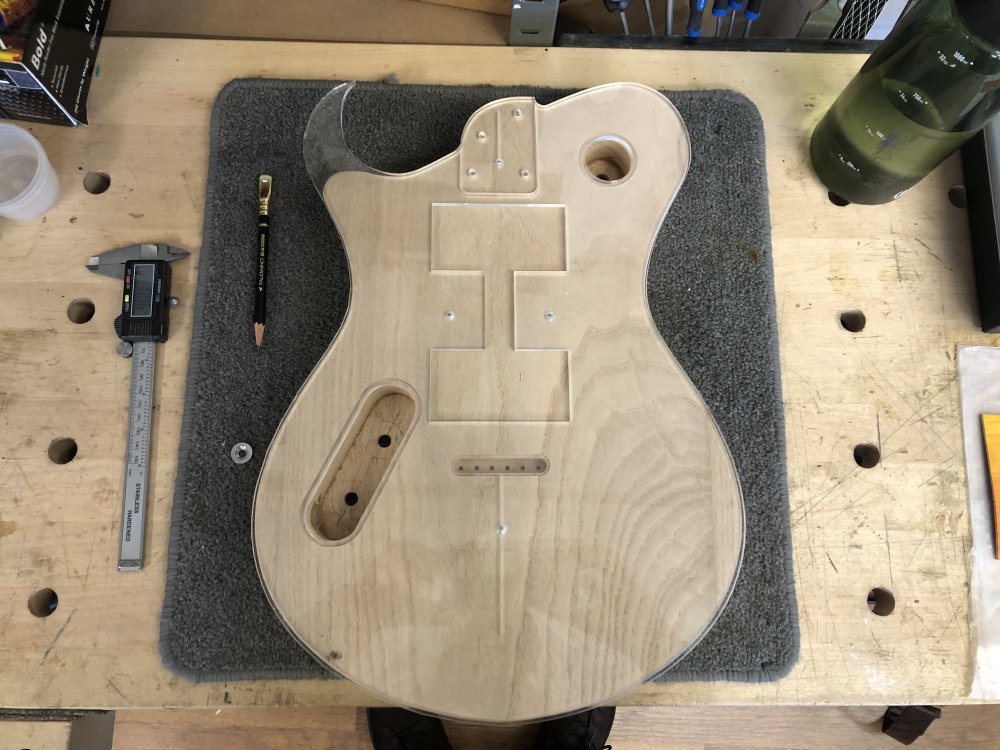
top-left (959, 345), bottom-right (1000, 699)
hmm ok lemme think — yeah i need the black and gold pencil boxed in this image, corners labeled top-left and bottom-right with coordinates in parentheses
top-left (254, 174), bottom-right (272, 347)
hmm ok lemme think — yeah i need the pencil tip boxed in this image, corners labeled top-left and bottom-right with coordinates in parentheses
top-left (254, 323), bottom-right (264, 347)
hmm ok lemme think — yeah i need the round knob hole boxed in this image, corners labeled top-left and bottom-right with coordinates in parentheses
top-left (583, 137), bottom-right (634, 184)
top-left (854, 442), bottom-right (880, 469)
top-left (47, 437), bottom-right (78, 465)
top-left (84, 171), bottom-right (111, 194)
top-left (28, 588), bottom-right (58, 618)
top-left (66, 299), bottom-right (95, 324)
top-left (377, 434), bottom-right (392, 448)
top-left (867, 587), bottom-right (895, 616)
top-left (344, 492), bottom-right (359, 507)
top-left (840, 308), bottom-right (866, 333)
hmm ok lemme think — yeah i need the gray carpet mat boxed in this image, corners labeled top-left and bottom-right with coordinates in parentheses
top-left (160, 79), bottom-right (798, 684)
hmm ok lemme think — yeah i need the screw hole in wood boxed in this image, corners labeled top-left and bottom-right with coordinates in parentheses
top-left (854, 442), bottom-right (880, 469)
top-left (83, 171), bottom-right (110, 194)
top-left (47, 437), bottom-right (77, 465)
top-left (840, 308), bottom-right (866, 333)
top-left (28, 588), bottom-right (58, 618)
top-left (66, 299), bottom-right (95, 324)
top-left (948, 184), bottom-right (967, 208)
top-left (867, 587), bottom-right (895, 616)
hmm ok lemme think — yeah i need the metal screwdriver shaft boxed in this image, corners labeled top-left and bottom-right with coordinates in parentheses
top-left (604, 0), bottom-right (634, 33)
top-left (712, 0), bottom-right (728, 35)
top-left (727, 0), bottom-right (743, 35)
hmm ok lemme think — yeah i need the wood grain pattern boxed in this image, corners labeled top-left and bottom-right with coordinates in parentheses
top-left (0, 38), bottom-right (984, 711)
top-left (253, 84), bottom-right (744, 722)
top-left (3, 720), bottom-right (71, 750)
top-left (109, 705), bottom-right (1000, 750)
top-left (411, 0), bottom-right (511, 16)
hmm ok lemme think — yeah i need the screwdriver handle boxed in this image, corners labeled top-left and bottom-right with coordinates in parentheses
top-left (744, 0), bottom-right (762, 20)
top-left (727, 0), bottom-right (743, 9)
top-left (686, 0), bottom-right (707, 36)
top-left (712, 0), bottom-right (728, 17)
top-left (604, 0), bottom-right (633, 10)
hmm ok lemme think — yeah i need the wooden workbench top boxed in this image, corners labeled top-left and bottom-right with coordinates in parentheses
top-left (0, 37), bottom-right (990, 710)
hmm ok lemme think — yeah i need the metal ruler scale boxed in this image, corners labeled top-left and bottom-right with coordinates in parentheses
top-left (86, 243), bottom-right (189, 572)
top-left (119, 341), bottom-right (156, 571)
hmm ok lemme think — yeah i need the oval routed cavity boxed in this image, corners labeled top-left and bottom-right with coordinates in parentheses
top-left (309, 388), bottom-right (416, 541)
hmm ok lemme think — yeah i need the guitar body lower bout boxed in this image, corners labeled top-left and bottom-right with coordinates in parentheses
top-left (253, 82), bottom-right (745, 723)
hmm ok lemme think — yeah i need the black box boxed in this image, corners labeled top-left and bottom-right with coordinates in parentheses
top-left (0, 0), bottom-right (111, 125)
top-left (961, 122), bottom-right (1000, 334)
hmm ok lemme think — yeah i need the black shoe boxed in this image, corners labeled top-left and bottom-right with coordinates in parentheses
top-left (367, 708), bottom-right (453, 750)
top-left (533, 707), bottom-right (616, 750)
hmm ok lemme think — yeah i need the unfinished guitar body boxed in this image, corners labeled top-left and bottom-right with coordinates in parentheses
top-left (253, 83), bottom-right (744, 723)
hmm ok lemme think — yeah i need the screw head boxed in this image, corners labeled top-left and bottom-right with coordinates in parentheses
top-left (544, 311), bottom-right (556, 322)
top-left (444, 310), bottom-right (456, 321)
top-left (520, 168), bottom-right (530, 178)
top-left (494, 158), bottom-right (504, 169)
top-left (467, 168), bottom-right (477, 177)
top-left (477, 130), bottom-right (487, 140)
top-left (513, 108), bottom-right (522, 117)
top-left (497, 523), bottom-right (508, 536)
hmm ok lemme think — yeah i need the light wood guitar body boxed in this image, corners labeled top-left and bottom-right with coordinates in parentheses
top-left (253, 83), bottom-right (744, 723)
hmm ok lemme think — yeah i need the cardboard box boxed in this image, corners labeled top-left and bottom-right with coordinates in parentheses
top-left (0, 0), bottom-right (111, 125)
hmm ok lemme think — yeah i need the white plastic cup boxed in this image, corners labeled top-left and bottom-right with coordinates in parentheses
top-left (0, 123), bottom-right (60, 221)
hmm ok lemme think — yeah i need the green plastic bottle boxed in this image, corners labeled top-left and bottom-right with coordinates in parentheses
top-left (810, 0), bottom-right (1000, 205)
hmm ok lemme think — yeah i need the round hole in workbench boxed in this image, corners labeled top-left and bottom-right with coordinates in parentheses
top-left (377, 434), bottom-right (391, 448)
top-left (840, 308), bottom-right (866, 333)
top-left (83, 171), bottom-right (111, 194)
top-left (47, 437), bottom-right (78, 465)
top-left (344, 492), bottom-right (359, 507)
top-left (827, 191), bottom-right (850, 207)
top-left (867, 587), bottom-right (895, 616)
top-left (28, 588), bottom-right (58, 618)
top-left (853, 442), bottom-right (880, 469)
top-left (66, 298), bottom-right (95, 324)
top-left (948, 184), bottom-right (967, 208)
